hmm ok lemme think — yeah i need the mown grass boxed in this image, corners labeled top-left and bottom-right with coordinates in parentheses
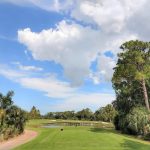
top-left (14, 119), bottom-right (150, 150)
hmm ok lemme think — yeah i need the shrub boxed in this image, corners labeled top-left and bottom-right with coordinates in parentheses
top-left (144, 133), bottom-right (150, 141)
top-left (114, 107), bottom-right (150, 135)
top-left (125, 107), bottom-right (150, 135)
top-left (0, 91), bottom-right (27, 141)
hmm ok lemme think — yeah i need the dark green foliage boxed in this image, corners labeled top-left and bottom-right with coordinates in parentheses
top-left (95, 104), bottom-right (117, 122)
top-left (0, 91), bottom-right (27, 141)
top-left (0, 91), bottom-right (14, 109)
top-left (44, 111), bottom-right (76, 120)
top-left (5, 105), bottom-right (27, 134)
top-left (115, 107), bottom-right (150, 135)
top-left (112, 40), bottom-right (150, 112)
top-left (144, 133), bottom-right (150, 141)
top-left (44, 112), bottom-right (55, 119)
top-left (76, 108), bottom-right (94, 120)
top-left (44, 106), bottom-right (117, 122)
top-left (113, 114), bottom-right (120, 130)
top-left (125, 107), bottom-right (150, 135)
top-left (44, 109), bottom-right (94, 120)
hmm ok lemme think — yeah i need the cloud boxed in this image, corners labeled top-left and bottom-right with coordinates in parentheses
top-left (18, 20), bottom-right (137, 86)
top-left (0, 0), bottom-right (72, 12)
top-left (0, 64), bottom-right (115, 111)
top-left (71, 0), bottom-right (147, 33)
top-left (18, 21), bottom-right (102, 86)
top-left (49, 93), bottom-right (115, 111)
top-left (0, 64), bottom-right (75, 99)
top-left (3, 0), bottom-right (145, 86)
top-left (5, 0), bottom-right (145, 33)
top-left (19, 76), bottom-right (76, 98)
top-left (97, 55), bottom-right (116, 81)
top-left (13, 62), bottom-right (43, 71)
top-left (4, 0), bottom-right (147, 86)
top-left (126, 1), bottom-right (150, 41)
top-left (0, 64), bottom-right (25, 80)
top-left (89, 54), bottom-right (116, 84)
top-left (1, 0), bottom-right (148, 36)
top-left (0, 34), bottom-right (16, 41)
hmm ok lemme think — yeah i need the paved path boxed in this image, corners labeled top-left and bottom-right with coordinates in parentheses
top-left (0, 130), bottom-right (37, 150)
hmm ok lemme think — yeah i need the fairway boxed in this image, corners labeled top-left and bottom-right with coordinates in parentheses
top-left (14, 120), bottom-right (150, 150)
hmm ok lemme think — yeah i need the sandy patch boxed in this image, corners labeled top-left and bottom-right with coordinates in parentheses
top-left (0, 130), bottom-right (37, 150)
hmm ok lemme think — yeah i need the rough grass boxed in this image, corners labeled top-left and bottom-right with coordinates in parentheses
top-left (14, 119), bottom-right (150, 150)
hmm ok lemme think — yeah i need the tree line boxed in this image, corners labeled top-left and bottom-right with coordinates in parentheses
top-left (35, 104), bottom-right (117, 122)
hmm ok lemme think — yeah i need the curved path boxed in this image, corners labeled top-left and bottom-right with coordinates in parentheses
top-left (0, 130), bottom-right (38, 150)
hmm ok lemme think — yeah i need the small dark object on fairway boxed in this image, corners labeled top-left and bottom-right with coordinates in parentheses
top-left (60, 128), bottom-right (63, 131)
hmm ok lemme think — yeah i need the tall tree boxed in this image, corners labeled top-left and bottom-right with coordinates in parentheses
top-left (29, 106), bottom-right (41, 119)
top-left (113, 40), bottom-right (150, 111)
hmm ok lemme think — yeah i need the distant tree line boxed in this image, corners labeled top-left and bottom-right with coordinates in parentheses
top-left (43, 104), bottom-right (117, 122)
top-left (0, 91), bottom-right (27, 141)
top-left (112, 40), bottom-right (150, 140)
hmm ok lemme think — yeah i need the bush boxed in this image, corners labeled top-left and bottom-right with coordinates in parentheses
top-left (125, 107), bottom-right (150, 135)
top-left (144, 133), bottom-right (150, 141)
top-left (114, 107), bottom-right (150, 135)
top-left (0, 91), bottom-right (27, 141)
top-left (95, 104), bottom-right (117, 122)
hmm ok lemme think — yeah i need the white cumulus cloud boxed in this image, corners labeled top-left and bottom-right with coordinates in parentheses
top-left (18, 20), bottom-right (137, 86)
top-left (71, 0), bottom-right (147, 33)
top-left (18, 21), bottom-right (103, 86)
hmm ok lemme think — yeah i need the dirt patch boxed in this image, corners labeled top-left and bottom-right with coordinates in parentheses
top-left (0, 130), bottom-right (37, 150)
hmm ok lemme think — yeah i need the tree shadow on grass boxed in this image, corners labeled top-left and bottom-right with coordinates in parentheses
top-left (89, 128), bottom-right (150, 150)
top-left (89, 127), bottom-right (116, 134)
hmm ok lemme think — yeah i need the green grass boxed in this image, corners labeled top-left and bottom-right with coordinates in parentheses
top-left (14, 119), bottom-right (150, 150)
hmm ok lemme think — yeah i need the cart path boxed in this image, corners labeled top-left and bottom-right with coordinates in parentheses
top-left (0, 130), bottom-right (38, 150)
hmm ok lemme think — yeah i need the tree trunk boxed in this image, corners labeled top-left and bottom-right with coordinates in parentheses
top-left (142, 78), bottom-right (150, 111)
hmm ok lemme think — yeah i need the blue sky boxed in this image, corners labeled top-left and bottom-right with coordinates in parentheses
top-left (0, 0), bottom-right (149, 114)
